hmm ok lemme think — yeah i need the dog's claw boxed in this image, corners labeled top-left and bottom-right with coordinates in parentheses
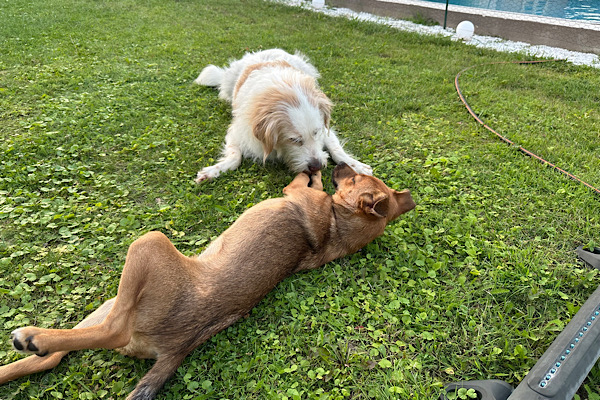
top-left (195, 174), bottom-right (209, 184)
top-left (26, 337), bottom-right (39, 353)
top-left (12, 335), bottom-right (24, 351)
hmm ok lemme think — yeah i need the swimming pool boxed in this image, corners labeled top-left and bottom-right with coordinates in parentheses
top-left (420, 0), bottom-right (600, 23)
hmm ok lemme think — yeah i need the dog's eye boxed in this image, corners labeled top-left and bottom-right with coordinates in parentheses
top-left (289, 137), bottom-right (304, 145)
top-left (351, 177), bottom-right (356, 184)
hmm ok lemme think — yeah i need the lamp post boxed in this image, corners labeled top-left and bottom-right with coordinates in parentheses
top-left (443, 0), bottom-right (449, 29)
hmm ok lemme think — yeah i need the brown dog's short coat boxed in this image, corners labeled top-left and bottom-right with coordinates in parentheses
top-left (0, 164), bottom-right (415, 399)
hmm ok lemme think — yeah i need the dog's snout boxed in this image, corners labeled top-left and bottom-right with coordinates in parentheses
top-left (307, 159), bottom-right (322, 173)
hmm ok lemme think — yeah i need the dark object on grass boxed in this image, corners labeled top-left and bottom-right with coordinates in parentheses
top-left (577, 246), bottom-right (600, 270)
top-left (441, 247), bottom-right (600, 400)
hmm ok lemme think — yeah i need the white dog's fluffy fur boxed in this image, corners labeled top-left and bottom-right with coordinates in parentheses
top-left (193, 48), bottom-right (372, 183)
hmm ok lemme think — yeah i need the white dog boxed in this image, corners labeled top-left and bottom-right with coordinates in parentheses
top-left (193, 48), bottom-right (372, 183)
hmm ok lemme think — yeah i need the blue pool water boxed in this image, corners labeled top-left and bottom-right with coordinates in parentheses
top-left (421, 0), bottom-right (600, 22)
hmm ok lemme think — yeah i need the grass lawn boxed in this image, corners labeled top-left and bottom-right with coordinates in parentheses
top-left (1, 0), bottom-right (600, 398)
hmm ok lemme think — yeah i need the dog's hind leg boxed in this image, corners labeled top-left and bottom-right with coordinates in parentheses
top-left (0, 351), bottom-right (67, 384)
top-left (8, 232), bottom-right (182, 357)
top-left (324, 130), bottom-right (373, 176)
top-left (0, 298), bottom-right (114, 384)
top-left (126, 352), bottom-right (188, 400)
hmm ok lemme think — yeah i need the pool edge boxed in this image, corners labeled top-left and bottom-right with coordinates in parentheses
top-left (326, 0), bottom-right (600, 54)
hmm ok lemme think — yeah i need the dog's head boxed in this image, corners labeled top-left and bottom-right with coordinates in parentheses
top-left (332, 163), bottom-right (416, 223)
top-left (251, 75), bottom-right (332, 174)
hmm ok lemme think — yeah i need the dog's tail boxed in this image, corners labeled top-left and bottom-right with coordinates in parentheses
top-left (194, 65), bottom-right (225, 87)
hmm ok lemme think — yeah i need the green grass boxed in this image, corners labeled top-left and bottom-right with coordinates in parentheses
top-left (1, 0), bottom-right (600, 399)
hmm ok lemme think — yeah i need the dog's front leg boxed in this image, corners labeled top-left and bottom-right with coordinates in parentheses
top-left (283, 171), bottom-right (323, 195)
top-left (308, 171), bottom-right (323, 191)
top-left (324, 130), bottom-right (373, 176)
top-left (195, 138), bottom-right (243, 183)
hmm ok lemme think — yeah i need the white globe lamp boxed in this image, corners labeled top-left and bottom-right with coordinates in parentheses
top-left (456, 21), bottom-right (475, 40)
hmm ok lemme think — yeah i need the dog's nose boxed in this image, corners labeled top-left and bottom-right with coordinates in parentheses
top-left (308, 159), bottom-right (322, 173)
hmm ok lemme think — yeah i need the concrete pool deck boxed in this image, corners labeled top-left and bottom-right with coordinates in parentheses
top-left (326, 0), bottom-right (600, 54)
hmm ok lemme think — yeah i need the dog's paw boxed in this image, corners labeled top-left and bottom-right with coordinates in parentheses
top-left (11, 327), bottom-right (49, 356)
top-left (195, 171), bottom-right (215, 184)
top-left (194, 172), bottom-right (211, 184)
top-left (195, 166), bottom-right (221, 184)
top-left (346, 160), bottom-right (373, 176)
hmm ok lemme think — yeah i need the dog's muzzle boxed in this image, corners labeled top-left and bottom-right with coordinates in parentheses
top-left (308, 158), bottom-right (323, 174)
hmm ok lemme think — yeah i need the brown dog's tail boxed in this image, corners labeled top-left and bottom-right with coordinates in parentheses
top-left (126, 352), bottom-right (188, 400)
top-left (0, 351), bottom-right (68, 384)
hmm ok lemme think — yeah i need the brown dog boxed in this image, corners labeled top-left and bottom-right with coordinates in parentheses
top-left (0, 164), bottom-right (415, 399)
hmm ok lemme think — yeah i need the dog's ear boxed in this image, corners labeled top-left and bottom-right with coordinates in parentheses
top-left (316, 92), bottom-right (332, 129)
top-left (251, 97), bottom-right (287, 159)
top-left (359, 191), bottom-right (390, 218)
top-left (332, 163), bottom-right (358, 185)
top-left (390, 189), bottom-right (416, 220)
top-left (252, 116), bottom-right (279, 159)
top-left (251, 88), bottom-right (298, 159)
top-left (298, 75), bottom-right (332, 129)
